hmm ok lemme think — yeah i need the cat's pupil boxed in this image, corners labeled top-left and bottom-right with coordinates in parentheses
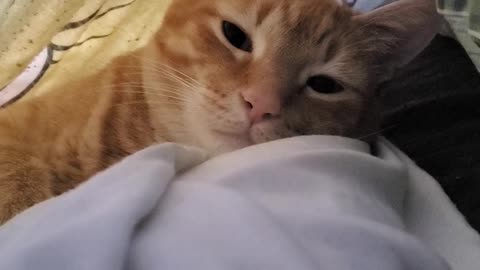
top-left (307, 75), bottom-right (344, 94)
top-left (222, 21), bottom-right (252, 52)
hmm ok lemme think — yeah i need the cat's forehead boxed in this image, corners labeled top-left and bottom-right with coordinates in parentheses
top-left (216, 0), bottom-right (347, 26)
top-left (213, 0), bottom-right (353, 54)
top-left (211, 0), bottom-right (352, 64)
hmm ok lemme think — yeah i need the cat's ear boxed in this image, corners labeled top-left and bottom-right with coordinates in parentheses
top-left (353, 0), bottom-right (442, 79)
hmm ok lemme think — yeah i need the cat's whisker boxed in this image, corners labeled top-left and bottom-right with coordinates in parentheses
top-left (117, 65), bottom-right (201, 90)
top-left (131, 85), bottom-right (213, 104)
top-left (113, 60), bottom-right (225, 101)
top-left (355, 124), bottom-right (398, 141)
top-left (116, 60), bottom-right (225, 101)
top-left (112, 84), bottom-right (193, 99)
top-left (126, 54), bottom-right (203, 86)
top-left (125, 74), bottom-right (221, 104)
top-left (142, 60), bottom-right (204, 87)
top-left (112, 101), bottom-right (183, 108)
top-left (111, 65), bottom-right (197, 89)
top-left (90, 82), bottom-right (221, 111)
top-left (114, 101), bottom-right (211, 124)
top-left (116, 73), bottom-right (200, 94)
top-left (90, 83), bottom-right (194, 100)
top-left (124, 88), bottom-right (186, 98)
top-left (148, 68), bottom-right (200, 90)
top-left (117, 91), bottom-right (190, 102)
top-left (112, 97), bottom-right (206, 112)
top-left (148, 103), bottom-right (207, 116)
top-left (120, 70), bottom-right (220, 102)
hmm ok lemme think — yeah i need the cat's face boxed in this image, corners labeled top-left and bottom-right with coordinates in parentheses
top-left (149, 0), bottom-right (440, 154)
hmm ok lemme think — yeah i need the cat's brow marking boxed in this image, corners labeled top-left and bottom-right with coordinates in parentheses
top-left (256, 2), bottom-right (274, 26)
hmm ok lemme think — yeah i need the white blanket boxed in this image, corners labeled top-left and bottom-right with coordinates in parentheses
top-left (0, 136), bottom-right (479, 270)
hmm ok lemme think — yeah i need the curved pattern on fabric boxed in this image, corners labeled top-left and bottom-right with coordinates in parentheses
top-left (0, 0), bottom-right (170, 107)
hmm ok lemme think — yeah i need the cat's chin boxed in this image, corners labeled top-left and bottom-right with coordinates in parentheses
top-left (206, 130), bottom-right (254, 155)
top-left (204, 121), bottom-right (285, 155)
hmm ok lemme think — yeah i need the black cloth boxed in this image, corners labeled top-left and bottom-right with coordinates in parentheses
top-left (381, 35), bottom-right (480, 232)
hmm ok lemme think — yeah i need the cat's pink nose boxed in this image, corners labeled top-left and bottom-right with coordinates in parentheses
top-left (241, 90), bottom-right (281, 124)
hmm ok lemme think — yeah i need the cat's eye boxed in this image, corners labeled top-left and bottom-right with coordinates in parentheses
top-left (307, 75), bottom-right (344, 94)
top-left (222, 21), bottom-right (253, 52)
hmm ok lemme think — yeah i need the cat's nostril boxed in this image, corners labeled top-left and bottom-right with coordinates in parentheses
top-left (262, 113), bottom-right (273, 120)
top-left (241, 92), bottom-right (254, 110)
top-left (245, 101), bottom-right (253, 110)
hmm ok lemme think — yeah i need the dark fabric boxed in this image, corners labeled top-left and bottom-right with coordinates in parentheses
top-left (381, 35), bottom-right (480, 232)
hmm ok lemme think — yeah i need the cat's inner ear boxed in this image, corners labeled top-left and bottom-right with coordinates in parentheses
top-left (352, 0), bottom-right (442, 78)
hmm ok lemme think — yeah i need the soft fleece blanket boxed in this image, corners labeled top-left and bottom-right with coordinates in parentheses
top-left (0, 136), bottom-right (478, 270)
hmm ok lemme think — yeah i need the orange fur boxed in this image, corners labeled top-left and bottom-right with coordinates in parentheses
top-left (0, 0), bottom-right (440, 224)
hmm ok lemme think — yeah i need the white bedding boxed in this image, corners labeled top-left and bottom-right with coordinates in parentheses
top-left (0, 136), bottom-right (479, 270)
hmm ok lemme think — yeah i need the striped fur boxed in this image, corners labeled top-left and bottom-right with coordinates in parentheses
top-left (0, 0), bottom-right (440, 223)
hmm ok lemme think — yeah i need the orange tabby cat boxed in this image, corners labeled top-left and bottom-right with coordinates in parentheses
top-left (0, 0), bottom-right (440, 224)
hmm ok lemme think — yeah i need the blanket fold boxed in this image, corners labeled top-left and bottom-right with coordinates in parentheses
top-left (0, 136), bottom-right (478, 270)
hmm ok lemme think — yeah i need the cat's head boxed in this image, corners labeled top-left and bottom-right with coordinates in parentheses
top-left (148, 0), bottom-right (441, 154)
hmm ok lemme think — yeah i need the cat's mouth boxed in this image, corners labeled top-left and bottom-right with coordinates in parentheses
top-left (211, 129), bottom-right (254, 150)
top-left (210, 118), bottom-right (283, 151)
